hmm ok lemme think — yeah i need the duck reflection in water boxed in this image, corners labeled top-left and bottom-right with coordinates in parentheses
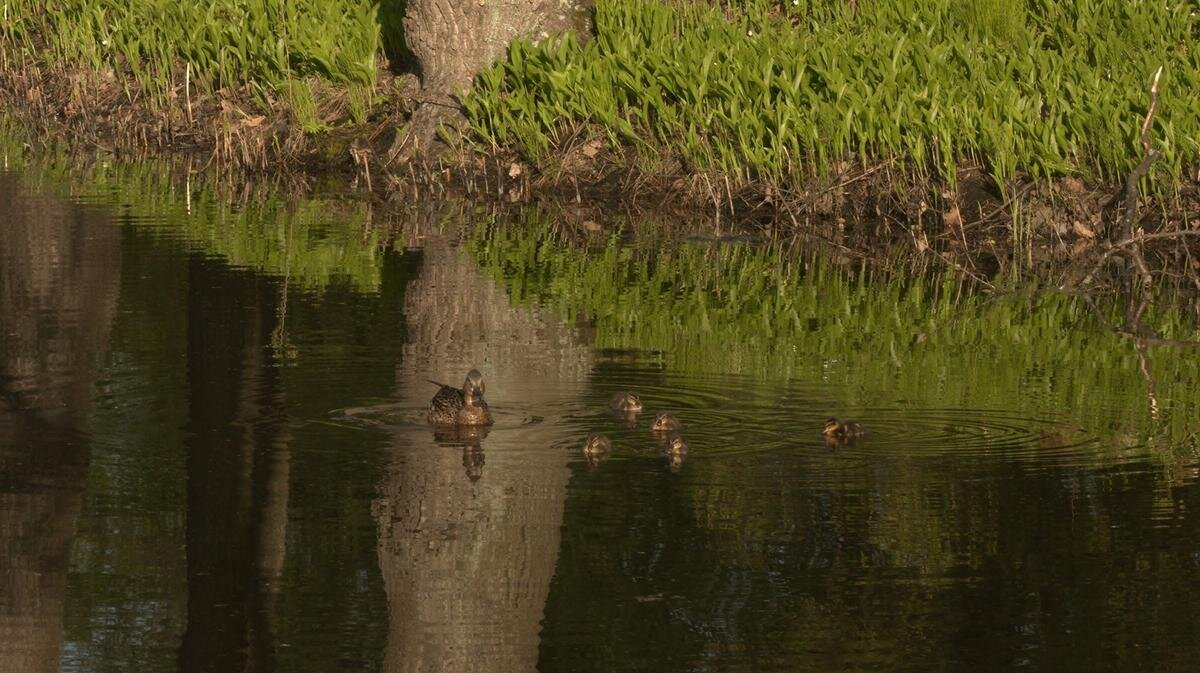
top-left (432, 425), bottom-right (491, 481)
top-left (665, 436), bottom-right (688, 472)
top-left (461, 447), bottom-right (485, 482)
top-left (582, 433), bottom-right (612, 469)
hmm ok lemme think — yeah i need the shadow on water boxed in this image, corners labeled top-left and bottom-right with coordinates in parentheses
top-left (2, 146), bottom-right (1200, 673)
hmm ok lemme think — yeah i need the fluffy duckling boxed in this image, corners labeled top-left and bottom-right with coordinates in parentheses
top-left (823, 417), bottom-right (865, 439)
top-left (428, 369), bottom-right (494, 426)
top-left (650, 412), bottom-right (683, 433)
top-left (582, 433), bottom-right (612, 460)
top-left (609, 391), bottom-right (643, 413)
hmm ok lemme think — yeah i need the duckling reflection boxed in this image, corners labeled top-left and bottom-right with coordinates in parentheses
top-left (650, 412), bottom-right (682, 433)
top-left (664, 435), bottom-right (688, 472)
top-left (823, 417), bottom-right (865, 446)
top-left (431, 425), bottom-right (491, 481)
top-left (428, 369), bottom-right (494, 426)
top-left (582, 433), bottom-right (612, 469)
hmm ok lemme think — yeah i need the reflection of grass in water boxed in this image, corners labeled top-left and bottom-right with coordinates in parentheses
top-left (3, 144), bottom-right (385, 292)
top-left (468, 213), bottom-right (1200, 451)
top-left (495, 214), bottom-right (1200, 627)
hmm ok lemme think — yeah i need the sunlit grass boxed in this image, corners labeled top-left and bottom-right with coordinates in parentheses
top-left (1, 0), bottom-right (382, 124)
top-left (465, 0), bottom-right (1200, 190)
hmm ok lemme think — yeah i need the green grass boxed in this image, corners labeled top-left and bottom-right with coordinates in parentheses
top-left (465, 0), bottom-right (1200, 189)
top-left (1, 0), bottom-right (384, 124)
top-left (4, 0), bottom-right (1199, 194)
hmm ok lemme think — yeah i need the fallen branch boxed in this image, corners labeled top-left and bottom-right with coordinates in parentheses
top-left (1073, 230), bottom-right (1200, 289)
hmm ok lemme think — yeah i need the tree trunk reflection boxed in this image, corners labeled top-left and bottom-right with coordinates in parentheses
top-left (178, 256), bottom-right (291, 673)
top-left (0, 177), bottom-right (121, 672)
top-left (375, 231), bottom-right (588, 673)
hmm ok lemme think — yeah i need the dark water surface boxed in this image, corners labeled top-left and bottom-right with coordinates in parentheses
top-left (2, 162), bottom-right (1199, 673)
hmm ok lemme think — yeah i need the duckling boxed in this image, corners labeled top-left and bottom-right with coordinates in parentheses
top-left (650, 412), bottom-right (682, 433)
top-left (582, 433), bottom-right (612, 466)
top-left (583, 433), bottom-right (612, 458)
top-left (609, 391), bottom-right (643, 413)
top-left (427, 369), bottom-right (494, 426)
top-left (823, 417), bottom-right (865, 439)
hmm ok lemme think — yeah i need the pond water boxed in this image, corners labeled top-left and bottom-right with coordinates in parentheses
top-left (2, 156), bottom-right (1199, 673)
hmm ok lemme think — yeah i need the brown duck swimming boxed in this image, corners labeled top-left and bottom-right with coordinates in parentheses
top-left (582, 433), bottom-right (612, 464)
top-left (609, 391), bottom-right (643, 413)
top-left (823, 417), bottom-right (865, 439)
top-left (665, 435), bottom-right (689, 456)
top-left (651, 412), bottom-right (682, 433)
top-left (427, 369), bottom-right (494, 426)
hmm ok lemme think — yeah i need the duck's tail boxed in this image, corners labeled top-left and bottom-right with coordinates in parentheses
top-left (427, 379), bottom-right (451, 388)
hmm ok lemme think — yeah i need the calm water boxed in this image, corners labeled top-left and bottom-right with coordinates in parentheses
top-left (2, 162), bottom-right (1199, 673)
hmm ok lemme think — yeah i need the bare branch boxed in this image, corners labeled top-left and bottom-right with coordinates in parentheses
top-left (1139, 65), bottom-right (1163, 157)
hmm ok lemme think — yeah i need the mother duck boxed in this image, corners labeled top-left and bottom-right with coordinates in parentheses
top-left (428, 369), bottom-right (495, 426)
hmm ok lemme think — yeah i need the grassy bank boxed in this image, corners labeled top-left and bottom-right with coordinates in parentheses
top-left (467, 0), bottom-right (1200, 188)
top-left (1, 0), bottom-right (382, 117)
top-left (1, 0), bottom-right (1198, 231)
top-left (0, 0), bottom-right (402, 165)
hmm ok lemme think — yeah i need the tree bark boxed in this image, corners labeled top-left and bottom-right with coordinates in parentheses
top-left (391, 0), bottom-right (594, 161)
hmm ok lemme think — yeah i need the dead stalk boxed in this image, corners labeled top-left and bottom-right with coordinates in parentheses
top-left (1076, 66), bottom-right (1166, 289)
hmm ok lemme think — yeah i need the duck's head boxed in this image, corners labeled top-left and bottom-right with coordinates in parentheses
top-left (822, 418), bottom-right (842, 436)
top-left (463, 369), bottom-right (486, 403)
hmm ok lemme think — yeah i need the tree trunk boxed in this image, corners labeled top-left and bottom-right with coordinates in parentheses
top-left (391, 0), bottom-right (593, 161)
